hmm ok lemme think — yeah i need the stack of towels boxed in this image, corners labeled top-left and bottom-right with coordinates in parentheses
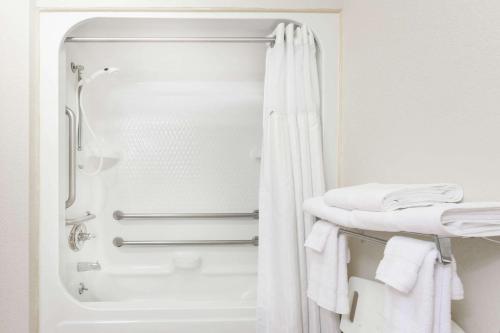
top-left (303, 183), bottom-right (500, 333)
top-left (304, 183), bottom-right (500, 237)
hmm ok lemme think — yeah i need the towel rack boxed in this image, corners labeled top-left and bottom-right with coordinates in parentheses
top-left (113, 210), bottom-right (259, 221)
top-left (338, 228), bottom-right (453, 265)
top-left (113, 236), bottom-right (259, 247)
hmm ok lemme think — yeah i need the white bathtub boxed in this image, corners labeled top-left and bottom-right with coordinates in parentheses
top-left (56, 305), bottom-right (256, 333)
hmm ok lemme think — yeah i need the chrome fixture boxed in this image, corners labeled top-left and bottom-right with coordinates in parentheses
top-left (77, 261), bottom-right (101, 272)
top-left (65, 106), bottom-right (77, 208)
top-left (70, 63), bottom-right (84, 150)
top-left (113, 210), bottom-right (259, 221)
top-left (71, 62), bottom-right (84, 75)
top-left (78, 283), bottom-right (88, 295)
top-left (338, 228), bottom-right (452, 265)
top-left (65, 211), bottom-right (96, 226)
top-left (65, 36), bottom-right (276, 44)
top-left (113, 236), bottom-right (259, 247)
top-left (433, 236), bottom-right (452, 264)
top-left (68, 224), bottom-right (95, 251)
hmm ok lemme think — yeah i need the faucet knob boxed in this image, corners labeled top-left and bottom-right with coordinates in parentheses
top-left (69, 224), bottom-right (95, 251)
top-left (78, 232), bottom-right (96, 242)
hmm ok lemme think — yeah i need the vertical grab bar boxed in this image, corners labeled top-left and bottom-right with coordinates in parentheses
top-left (65, 106), bottom-right (77, 208)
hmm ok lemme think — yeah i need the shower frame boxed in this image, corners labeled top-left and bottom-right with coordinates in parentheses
top-left (39, 10), bottom-right (340, 333)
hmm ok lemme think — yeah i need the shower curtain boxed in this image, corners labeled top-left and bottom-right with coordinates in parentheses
top-left (257, 23), bottom-right (340, 333)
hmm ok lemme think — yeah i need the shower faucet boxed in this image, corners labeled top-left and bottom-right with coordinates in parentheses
top-left (68, 223), bottom-right (96, 251)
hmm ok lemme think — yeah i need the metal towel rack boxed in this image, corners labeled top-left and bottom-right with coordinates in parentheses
top-left (338, 228), bottom-right (453, 265)
top-left (113, 210), bottom-right (259, 221)
top-left (113, 236), bottom-right (259, 247)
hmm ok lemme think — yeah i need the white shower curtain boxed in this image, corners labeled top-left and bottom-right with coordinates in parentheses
top-left (257, 23), bottom-right (340, 333)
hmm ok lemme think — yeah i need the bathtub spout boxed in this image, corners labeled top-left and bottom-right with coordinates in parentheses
top-left (77, 261), bottom-right (101, 272)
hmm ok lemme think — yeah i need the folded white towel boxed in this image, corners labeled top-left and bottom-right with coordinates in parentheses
top-left (304, 196), bottom-right (500, 237)
top-left (324, 183), bottom-right (463, 212)
top-left (305, 221), bottom-right (350, 314)
top-left (375, 237), bottom-right (464, 333)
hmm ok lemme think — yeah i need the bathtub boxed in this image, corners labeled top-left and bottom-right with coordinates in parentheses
top-left (39, 10), bottom-right (340, 333)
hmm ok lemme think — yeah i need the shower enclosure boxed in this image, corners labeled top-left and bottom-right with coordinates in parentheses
top-left (39, 11), bottom-right (339, 333)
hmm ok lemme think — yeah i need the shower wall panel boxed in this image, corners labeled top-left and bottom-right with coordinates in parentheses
top-left (65, 40), bottom-right (265, 302)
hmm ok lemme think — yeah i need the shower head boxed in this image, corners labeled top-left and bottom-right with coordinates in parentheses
top-left (79, 67), bottom-right (119, 86)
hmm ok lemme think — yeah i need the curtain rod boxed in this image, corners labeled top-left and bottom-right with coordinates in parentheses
top-left (65, 36), bottom-right (276, 43)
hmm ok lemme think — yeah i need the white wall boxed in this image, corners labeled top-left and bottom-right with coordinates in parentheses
top-left (0, 1), bottom-right (31, 333)
top-left (341, 1), bottom-right (500, 332)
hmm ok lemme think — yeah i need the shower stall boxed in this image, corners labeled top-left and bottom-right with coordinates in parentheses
top-left (39, 11), bottom-right (339, 333)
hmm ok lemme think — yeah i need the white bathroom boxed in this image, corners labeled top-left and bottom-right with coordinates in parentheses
top-left (1, 1), bottom-right (500, 333)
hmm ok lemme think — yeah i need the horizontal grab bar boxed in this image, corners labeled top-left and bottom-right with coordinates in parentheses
top-left (66, 211), bottom-right (96, 225)
top-left (113, 236), bottom-right (259, 247)
top-left (113, 210), bottom-right (259, 221)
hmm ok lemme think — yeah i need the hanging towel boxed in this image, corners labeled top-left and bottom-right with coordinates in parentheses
top-left (433, 260), bottom-right (464, 333)
top-left (305, 221), bottom-right (350, 314)
top-left (324, 183), bottom-right (463, 212)
top-left (375, 237), bottom-right (464, 333)
top-left (375, 237), bottom-right (436, 293)
top-left (304, 196), bottom-right (500, 237)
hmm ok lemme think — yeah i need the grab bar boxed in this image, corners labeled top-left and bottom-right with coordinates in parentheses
top-left (113, 236), bottom-right (259, 247)
top-left (113, 210), bottom-right (259, 221)
top-left (65, 211), bottom-right (96, 225)
top-left (65, 106), bottom-right (77, 208)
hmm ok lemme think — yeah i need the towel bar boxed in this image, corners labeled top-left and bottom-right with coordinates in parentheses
top-left (339, 228), bottom-right (453, 265)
